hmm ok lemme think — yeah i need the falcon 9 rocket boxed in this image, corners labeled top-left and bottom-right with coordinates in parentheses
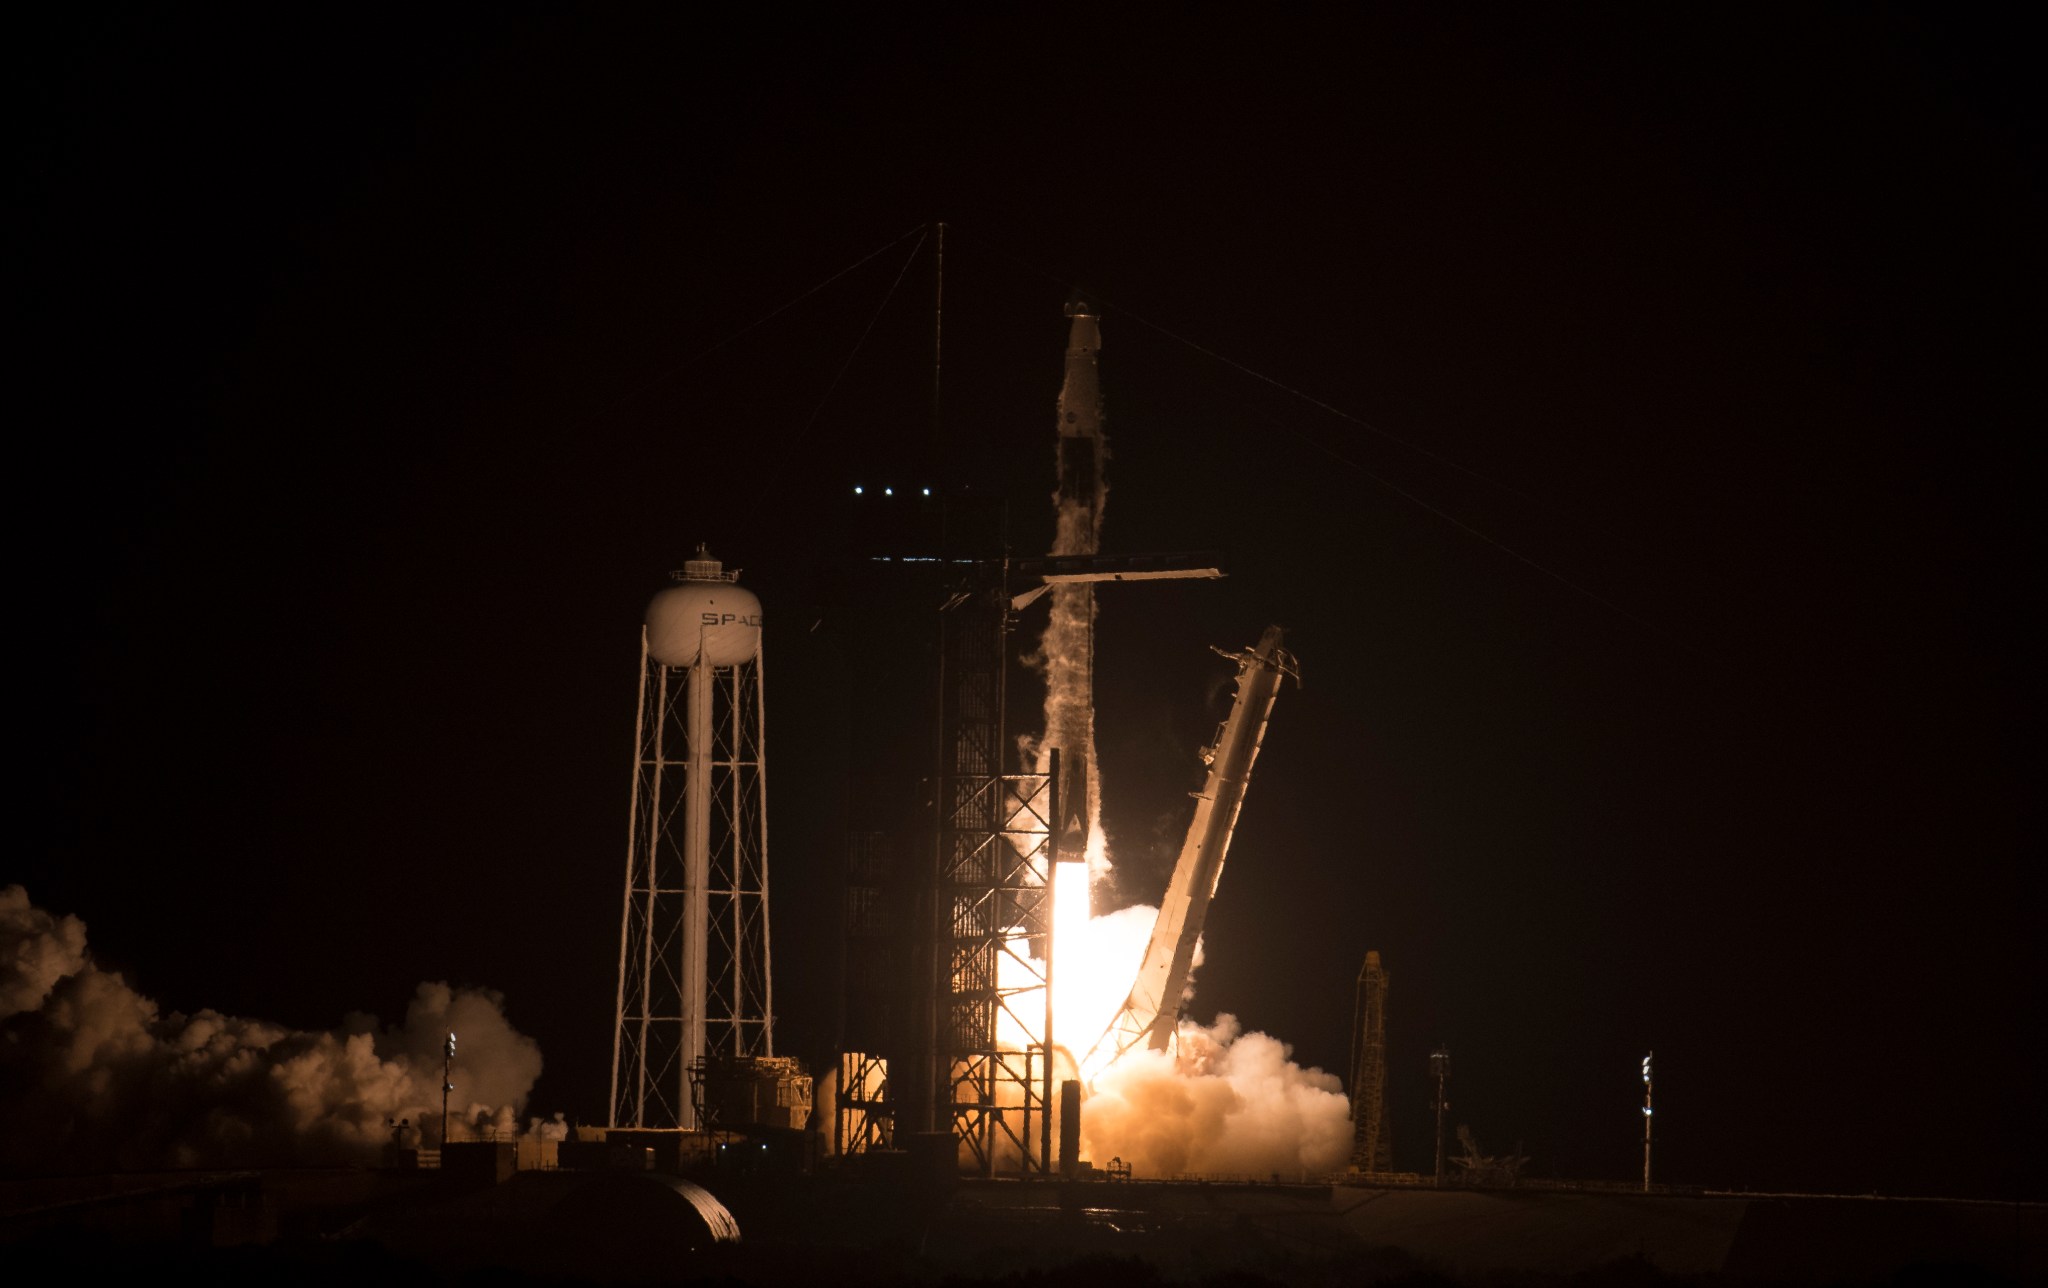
top-left (1044, 297), bottom-right (1108, 881)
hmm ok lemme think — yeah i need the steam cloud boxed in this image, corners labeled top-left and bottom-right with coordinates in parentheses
top-left (1080, 1013), bottom-right (1353, 1179)
top-left (1043, 880), bottom-right (1350, 1181)
top-left (0, 885), bottom-right (542, 1173)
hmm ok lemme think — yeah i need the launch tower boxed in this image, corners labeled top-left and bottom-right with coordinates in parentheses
top-left (610, 547), bottom-right (773, 1132)
top-left (932, 569), bottom-right (1058, 1176)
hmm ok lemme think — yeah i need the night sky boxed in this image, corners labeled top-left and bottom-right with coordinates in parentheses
top-left (16, 8), bottom-right (2040, 1200)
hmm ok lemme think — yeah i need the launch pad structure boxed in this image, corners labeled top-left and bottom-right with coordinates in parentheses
top-left (828, 301), bottom-right (1298, 1178)
top-left (831, 544), bottom-right (1231, 1173)
top-left (822, 296), bottom-right (1317, 1179)
top-left (826, 299), bottom-right (1255, 1176)
top-left (602, 296), bottom-right (1292, 1179)
top-left (909, 550), bottom-right (1257, 1177)
top-left (929, 565), bottom-right (1057, 1177)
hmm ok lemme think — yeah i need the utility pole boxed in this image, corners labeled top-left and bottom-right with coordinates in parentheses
top-left (1641, 1051), bottom-right (1654, 1192)
top-left (442, 1031), bottom-right (457, 1149)
top-left (1430, 1047), bottom-right (1450, 1186)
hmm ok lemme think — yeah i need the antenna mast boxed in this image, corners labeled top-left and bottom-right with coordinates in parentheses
top-left (931, 220), bottom-right (945, 455)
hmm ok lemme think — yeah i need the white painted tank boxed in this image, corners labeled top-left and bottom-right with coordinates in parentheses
top-left (645, 546), bottom-right (761, 668)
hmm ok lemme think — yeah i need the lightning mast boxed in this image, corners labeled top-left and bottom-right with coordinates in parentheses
top-left (1349, 951), bottom-right (1391, 1173)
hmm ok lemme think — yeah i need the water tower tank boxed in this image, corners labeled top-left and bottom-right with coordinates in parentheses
top-left (645, 546), bottom-right (761, 668)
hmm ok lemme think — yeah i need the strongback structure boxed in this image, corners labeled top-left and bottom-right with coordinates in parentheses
top-left (1349, 950), bottom-right (1392, 1173)
top-left (1088, 626), bottom-right (1298, 1068)
top-left (611, 548), bottom-right (773, 1132)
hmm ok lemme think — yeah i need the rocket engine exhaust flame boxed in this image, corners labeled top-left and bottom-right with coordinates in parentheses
top-left (0, 885), bottom-right (544, 1172)
top-left (997, 888), bottom-right (1349, 1179)
top-left (1080, 1014), bottom-right (1352, 1180)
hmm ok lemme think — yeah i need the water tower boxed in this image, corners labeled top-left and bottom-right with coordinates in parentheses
top-left (610, 546), bottom-right (773, 1131)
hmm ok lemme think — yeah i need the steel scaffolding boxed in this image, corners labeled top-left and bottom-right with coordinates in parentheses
top-left (835, 821), bottom-right (900, 1155)
top-left (934, 569), bottom-right (1055, 1176)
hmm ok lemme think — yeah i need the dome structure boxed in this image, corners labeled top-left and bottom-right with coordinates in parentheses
top-left (645, 545), bottom-right (761, 668)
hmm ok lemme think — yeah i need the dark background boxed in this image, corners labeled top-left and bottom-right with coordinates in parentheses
top-left (14, 7), bottom-right (2039, 1199)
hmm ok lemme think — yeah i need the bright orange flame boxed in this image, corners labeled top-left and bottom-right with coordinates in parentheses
top-left (1051, 861), bottom-right (1092, 1056)
top-left (995, 864), bottom-right (1159, 1083)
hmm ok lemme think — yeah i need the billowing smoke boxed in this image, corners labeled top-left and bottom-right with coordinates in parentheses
top-left (1050, 895), bottom-right (1350, 1180)
top-left (1079, 1013), bottom-right (1352, 1179)
top-left (0, 885), bottom-right (542, 1173)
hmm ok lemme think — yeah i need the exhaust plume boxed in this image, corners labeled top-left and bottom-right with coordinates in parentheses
top-left (1079, 1012), bottom-right (1352, 1179)
top-left (1037, 889), bottom-right (1350, 1179)
top-left (0, 885), bottom-right (542, 1173)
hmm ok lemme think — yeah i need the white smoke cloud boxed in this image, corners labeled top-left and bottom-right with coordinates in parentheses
top-left (1047, 894), bottom-right (1348, 1183)
top-left (0, 885), bottom-right (542, 1173)
top-left (0, 886), bottom-right (89, 1020)
top-left (1079, 1012), bottom-right (1352, 1180)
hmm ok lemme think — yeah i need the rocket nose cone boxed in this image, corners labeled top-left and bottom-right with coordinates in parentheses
top-left (1064, 295), bottom-right (1097, 318)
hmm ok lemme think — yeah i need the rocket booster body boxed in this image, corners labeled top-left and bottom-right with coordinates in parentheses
top-left (1057, 302), bottom-right (1105, 516)
top-left (1047, 299), bottom-right (1107, 873)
